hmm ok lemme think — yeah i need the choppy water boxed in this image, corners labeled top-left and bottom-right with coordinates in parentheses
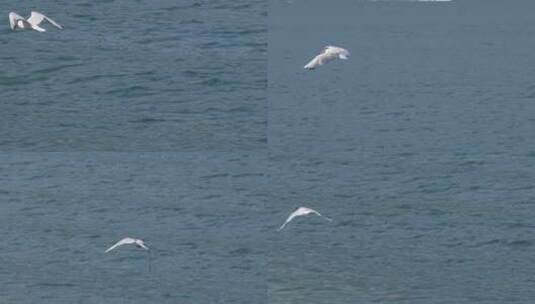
top-left (1, 0), bottom-right (266, 151)
top-left (268, 0), bottom-right (535, 303)
top-left (2, 0), bottom-right (535, 303)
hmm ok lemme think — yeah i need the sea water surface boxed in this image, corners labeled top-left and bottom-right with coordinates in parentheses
top-left (0, 152), bottom-right (268, 303)
top-left (3, 0), bottom-right (535, 303)
top-left (1, 0), bottom-right (266, 151)
top-left (268, 0), bottom-right (535, 303)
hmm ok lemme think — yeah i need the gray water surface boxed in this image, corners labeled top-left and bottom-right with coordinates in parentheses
top-left (1, 152), bottom-right (268, 303)
top-left (1, 0), bottom-right (266, 151)
top-left (2, 0), bottom-right (535, 303)
top-left (268, 0), bottom-right (535, 303)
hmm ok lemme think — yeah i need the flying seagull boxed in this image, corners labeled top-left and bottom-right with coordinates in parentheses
top-left (304, 46), bottom-right (350, 70)
top-left (105, 237), bottom-right (149, 253)
top-left (9, 11), bottom-right (63, 32)
top-left (278, 207), bottom-right (332, 231)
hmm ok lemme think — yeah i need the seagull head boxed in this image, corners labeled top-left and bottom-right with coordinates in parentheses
top-left (15, 20), bottom-right (24, 29)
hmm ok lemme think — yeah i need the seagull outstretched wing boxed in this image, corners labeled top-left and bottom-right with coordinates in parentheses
top-left (307, 208), bottom-right (333, 222)
top-left (324, 46), bottom-right (350, 59)
top-left (105, 237), bottom-right (136, 253)
top-left (304, 53), bottom-right (334, 70)
top-left (304, 45), bottom-right (350, 70)
top-left (137, 241), bottom-right (149, 250)
top-left (27, 11), bottom-right (63, 29)
top-left (278, 212), bottom-right (299, 231)
top-left (278, 207), bottom-right (332, 231)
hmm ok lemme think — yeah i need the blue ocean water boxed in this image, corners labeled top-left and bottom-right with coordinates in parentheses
top-left (268, 0), bottom-right (535, 303)
top-left (1, 0), bottom-right (266, 151)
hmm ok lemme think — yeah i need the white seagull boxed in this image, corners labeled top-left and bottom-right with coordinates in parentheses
top-left (278, 207), bottom-right (332, 231)
top-left (105, 237), bottom-right (149, 253)
top-left (9, 11), bottom-right (63, 32)
top-left (304, 45), bottom-right (350, 70)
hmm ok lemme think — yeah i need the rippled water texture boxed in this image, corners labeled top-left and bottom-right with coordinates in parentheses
top-left (1, 0), bottom-right (266, 151)
top-left (0, 153), bottom-right (268, 303)
top-left (2, 0), bottom-right (535, 303)
top-left (268, 0), bottom-right (535, 303)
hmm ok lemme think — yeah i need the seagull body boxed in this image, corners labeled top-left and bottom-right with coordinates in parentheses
top-left (9, 11), bottom-right (63, 32)
top-left (278, 207), bottom-right (332, 231)
top-left (105, 237), bottom-right (149, 253)
top-left (304, 46), bottom-right (350, 70)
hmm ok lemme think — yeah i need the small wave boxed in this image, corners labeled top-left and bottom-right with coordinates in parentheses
top-left (67, 73), bottom-right (126, 85)
top-left (470, 239), bottom-right (501, 248)
top-left (228, 247), bottom-right (253, 256)
top-left (201, 173), bottom-right (229, 180)
top-left (72, 14), bottom-right (97, 21)
top-left (104, 85), bottom-right (152, 98)
top-left (231, 173), bottom-right (264, 178)
top-left (198, 77), bottom-right (239, 87)
top-left (179, 19), bottom-right (204, 25)
top-left (34, 282), bottom-right (77, 288)
top-left (200, 194), bottom-right (223, 200)
top-left (128, 117), bottom-right (166, 124)
top-left (32, 63), bottom-right (84, 75)
top-left (333, 193), bottom-right (356, 199)
top-left (166, 2), bottom-right (202, 11)
top-left (507, 240), bottom-right (533, 248)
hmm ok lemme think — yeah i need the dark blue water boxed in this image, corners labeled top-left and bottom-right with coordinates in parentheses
top-left (1, 0), bottom-right (266, 151)
top-left (268, 0), bottom-right (535, 303)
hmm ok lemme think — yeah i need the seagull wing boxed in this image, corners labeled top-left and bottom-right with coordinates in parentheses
top-left (137, 241), bottom-right (149, 250)
top-left (278, 211), bottom-right (299, 231)
top-left (314, 210), bottom-right (333, 222)
top-left (338, 49), bottom-right (350, 60)
top-left (9, 12), bottom-right (25, 30)
top-left (105, 237), bottom-right (135, 253)
top-left (28, 11), bottom-right (63, 29)
top-left (304, 53), bottom-right (337, 70)
top-left (304, 50), bottom-right (340, 70)
top-left (305, 207), bottom-right (333, 222)
top-left (324, 46), bottom-right (350, 60)
top-left (304, 54), bottom-right (322, 70)
top-left (324, 46), bottom-right (344, 53)
top-left (26, 11), bottom-right (45, 26)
